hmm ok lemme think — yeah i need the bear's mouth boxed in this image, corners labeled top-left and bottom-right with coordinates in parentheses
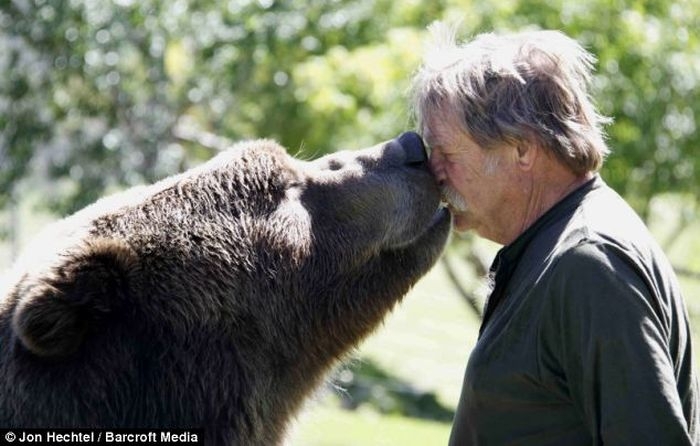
top-left (428, 205), bottom-right (451, 230)
top-left (431, 204), bottom-right (452, 231)
top-left (384, 204), bottom-right (452, 252)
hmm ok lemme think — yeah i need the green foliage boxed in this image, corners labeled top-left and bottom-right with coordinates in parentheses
top-left (0, 0), bottom-right (445, 213)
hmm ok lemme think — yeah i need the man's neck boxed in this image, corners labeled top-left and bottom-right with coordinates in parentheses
top-left (508, 165), bottom-right (594, 246)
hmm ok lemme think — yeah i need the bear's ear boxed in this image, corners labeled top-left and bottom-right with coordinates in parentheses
top-left (12, 238), bottom-right (137, 358)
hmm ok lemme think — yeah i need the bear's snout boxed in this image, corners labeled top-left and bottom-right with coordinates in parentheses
top-left (395, 131), bottom-right (429, 167)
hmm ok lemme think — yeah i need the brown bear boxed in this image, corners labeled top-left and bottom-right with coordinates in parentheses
top-left (0, 131), bottom-right (451, 444)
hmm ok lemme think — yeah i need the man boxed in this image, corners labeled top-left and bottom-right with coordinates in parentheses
top-left (411, 24), bottom-right (699, 445)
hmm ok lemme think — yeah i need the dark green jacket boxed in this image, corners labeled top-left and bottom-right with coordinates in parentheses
top-left (449, 176), bottom-right (699, 445)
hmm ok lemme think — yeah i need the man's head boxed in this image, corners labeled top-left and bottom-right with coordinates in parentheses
top-left (411, 24), bottom-right (610, 243)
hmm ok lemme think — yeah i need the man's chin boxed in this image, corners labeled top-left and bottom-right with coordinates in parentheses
top-left (452, 212), bottom-right (472, 233)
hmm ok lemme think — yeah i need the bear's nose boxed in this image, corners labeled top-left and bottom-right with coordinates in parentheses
top-left (396, 131), bottom-right (428, 167)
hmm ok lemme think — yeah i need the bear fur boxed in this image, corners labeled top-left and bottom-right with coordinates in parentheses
top-left (0, 132), bottom-right (451, 444)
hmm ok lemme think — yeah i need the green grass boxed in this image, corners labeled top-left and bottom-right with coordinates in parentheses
top-left (290, 401), bottom-right (452, 446)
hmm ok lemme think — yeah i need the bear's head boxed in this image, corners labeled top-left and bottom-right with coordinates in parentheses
top-left (1, 132), bottom-right (450, 442)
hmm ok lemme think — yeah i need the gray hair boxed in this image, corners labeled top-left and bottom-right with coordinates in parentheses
top-left (411, 23), bottom-right (611, 174)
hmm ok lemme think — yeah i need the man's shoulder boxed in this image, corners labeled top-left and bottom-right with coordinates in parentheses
top-left (543, 182), bottom-right (682, 311)
top-left (513, 178), bottom-right (677, 306)
top-left (523, 178), bottom-right (651, 269)
top-left (555, 181), bottom-right (661, 264)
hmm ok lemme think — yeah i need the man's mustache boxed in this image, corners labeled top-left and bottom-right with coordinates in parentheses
top-left (440, 184), bottom-right (468, 213)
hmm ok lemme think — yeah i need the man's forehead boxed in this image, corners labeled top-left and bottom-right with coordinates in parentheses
top-left (423, 127), bottom-right (437, 147)
top-left (423, 114), bottom-right (468, 149)
top-left (423, 114), bottom-right (454, 144)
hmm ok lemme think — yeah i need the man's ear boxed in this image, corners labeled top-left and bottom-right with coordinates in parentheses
top-left (12, 238), bottom-right (137, 358)
top-left (516, 142), bottom-right (539, 171)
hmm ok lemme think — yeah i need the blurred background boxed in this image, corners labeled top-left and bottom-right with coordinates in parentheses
top-left (1, 0), bottom-right (699, 444)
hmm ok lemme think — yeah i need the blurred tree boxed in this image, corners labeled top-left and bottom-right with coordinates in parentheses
top-left (6, 0), bottom-right (695, 217)
top-left (0, 0), bottom-right (446, 214)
